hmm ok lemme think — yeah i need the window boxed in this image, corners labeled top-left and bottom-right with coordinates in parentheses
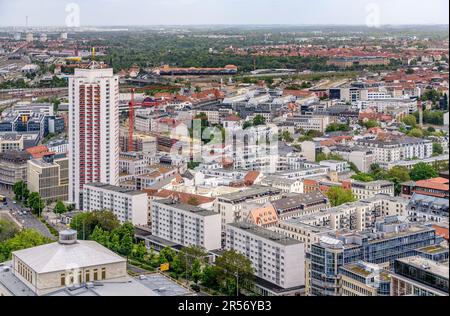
top-left (94, 269), bottom-right (98, 281)
top-left (61, 274), bottom-right (66, 286)
top-left (101, 268), bottom-right (106, 280)
top-left (85, 270), bottom-right (90, 282)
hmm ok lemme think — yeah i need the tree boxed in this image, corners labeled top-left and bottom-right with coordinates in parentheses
top-left (70, 211), bottom-right (120, 240)
top-left (281, 130), bottom-right (294, 143)
top-left (176, 245), bottom-right (208, 280)
top-left (0, 219), bottom-right (19, 242)
top-left (325, 187), bottom-right (356, 207)
top-left (326, 123), bottom-right (351, 133)
top-left (386, 166), bottom-right (411, 196)
top-left (27, 192), bottom-right (45, 215)
top-left (408, 128), bottom-right (424, 138)
top-left (132, 241), bottom-right (148, 261)
top-left (201, 265), bottom-right (220, 290)
top-left (352, 173), bottom-right (375, 182)
top-left (361, 120), bottom-right (379, 129)
top-left (12, 181), bottom-right (28, 202)
top-left (119, 233), bottom-right (134, 259)
top-left (54, 200), bottom-right (67, 215)
top-left (405, 68), bottom-right (415, 75)
top-left (159, 246), bottom-right (177, 264)
top-left (0, 229), bottom-right (52, 262)
top-left (243, 121), bottom-right (253, 130)
top-left (215, 250), bottom-right (254, 296)
top-left (252, 115), bottom-right (266, 126)
top-left (433, 143), bottom-right (444, 156)
top-left (402, 115), bottom-right (417, 127)
top-left (410, 163), bottom-right (438, 181)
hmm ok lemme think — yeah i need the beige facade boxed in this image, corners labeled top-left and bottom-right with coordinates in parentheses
top-left (12, 256), bottom-right (126, 296)
top-left (0, 134), bottom-right (24, 153)
top-left (27, 157), bottom-right (69, 202)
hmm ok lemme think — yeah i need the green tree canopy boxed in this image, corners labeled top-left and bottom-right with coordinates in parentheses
top-left (402, 114), bottom-right (417, 127)
top-left (214, 250), bottom-right (255, 296)
top-left (433, 143), bottom-right (444, 156)
top-left (70, 211), bottom-right (121, 240)
top-left (54, 200), bottom-right (67, 215)
top-left (0, 219), bottom-right (19, 242)
top-left (410, 163), bottom-right (438, 181)
top-left (252, 115), bottom-right (266, 126)
top-left (325, 187), bottom-right (356, 207)
top-left (0, 229), bottom-right (52, 262)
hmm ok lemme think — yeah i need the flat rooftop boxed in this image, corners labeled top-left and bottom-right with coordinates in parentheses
top-left (84, 182), bottom-right (146, 196)
top-left (156, 199), bottom-right (217, 217)
top-left (219, 186), bottom-right (281, 202)
top-left (397, 256), bottom-right (449, 279)
top-left (228, 222), bottom-right (301, 246)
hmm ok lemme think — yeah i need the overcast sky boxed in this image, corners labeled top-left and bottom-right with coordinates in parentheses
top-left (0, 0), bottom-right (449, 27)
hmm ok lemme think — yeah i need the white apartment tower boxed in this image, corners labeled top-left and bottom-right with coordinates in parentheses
top-left (69, 66), bottom-right (120, 208)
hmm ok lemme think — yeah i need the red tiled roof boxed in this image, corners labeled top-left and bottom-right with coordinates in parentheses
top-left (146, 189), bottom-right (215, 206)
top-left (244, 171), bottom-right (260, 186)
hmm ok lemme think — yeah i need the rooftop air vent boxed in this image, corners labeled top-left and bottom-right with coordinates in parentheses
top-left (59, 229), bottom-right (78, 245)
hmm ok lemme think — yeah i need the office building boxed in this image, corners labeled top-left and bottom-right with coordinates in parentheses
top-left (27, 154), bottom-right (69, 202)
top-left (69, 66), bottom-right (120, 208)
top-left (307, 218), bottom-right (437, 296)
top-left (390, 256), bottom-right (449, 296)
top-left (339, 261), bottom-right (391, 296)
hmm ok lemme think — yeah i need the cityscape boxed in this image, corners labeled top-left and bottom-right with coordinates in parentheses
top-left (0, 0), bottom-right (449, 301)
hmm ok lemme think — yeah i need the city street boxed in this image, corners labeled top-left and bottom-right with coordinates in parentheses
top-left (0, 191), bottom-right (55, 240)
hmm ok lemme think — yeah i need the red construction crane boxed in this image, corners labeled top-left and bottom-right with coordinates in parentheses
top-left (127, 88), bottom-right (165, 152)
top-left (128, 88), bottom-right (136, 152)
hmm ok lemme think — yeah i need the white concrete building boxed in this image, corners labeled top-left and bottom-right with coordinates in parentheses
top-left (356, 137), bottom-right (433, 165)
top-left (69, 66), bottom-right (120, 208)
top-left (319, 160), bottom-right (350, 173)
top-left (351, 180), bottom-right (395, 200)
top-left (151, 199), bottom-right (221, 251)
top-left (226, 222), bottom-right (305, 293)
top-left (82, 183), bottom-right (148, 225)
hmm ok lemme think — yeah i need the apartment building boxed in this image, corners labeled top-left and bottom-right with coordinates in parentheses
top-left (319, 160), bottom-right (350, 173)
top-left (151, 198), bottom-right (221, 251)
top-left (216, 186), bottom-right (283, 233)
top-left (355, 137), bottom-right (433, 165)
top-left (407, 194), bottom-right (449, 223)
top-left (271, 191), bottom-right (330, 220)
top-left (351, 180), bottom-right (395, 200)
top-left (82, 183), bottom-right (148, 225)
top-left (390, 256), bottom-right (449, 296)
top-left (259, 176), bottom-right (304, 194)
top-left (27, 154), bottom-right (69, 202)
top-left (226, 222), bottom-right (305, 295)
top-left (69, 67), bottom-right (120, 208)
